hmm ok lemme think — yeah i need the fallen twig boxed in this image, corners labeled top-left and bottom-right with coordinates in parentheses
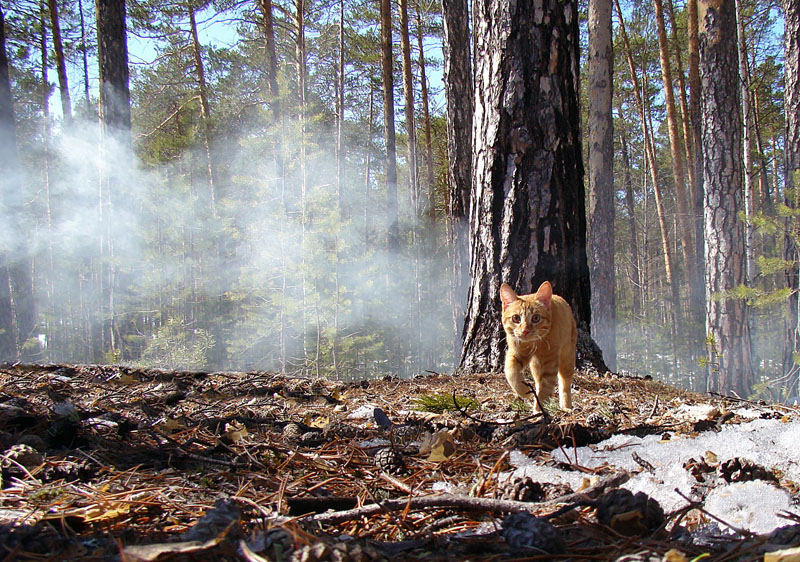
top-left (303, 471), bottom-right (630, 525)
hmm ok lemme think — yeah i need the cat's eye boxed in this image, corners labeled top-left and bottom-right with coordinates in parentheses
top-left (532, 314), bottom-right (541, 323)
top-left (511, 314), bottom-right (521, 323)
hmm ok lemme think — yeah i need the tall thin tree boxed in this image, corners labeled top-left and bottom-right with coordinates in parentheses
top-left (588, 0), bottom-right (615, 371)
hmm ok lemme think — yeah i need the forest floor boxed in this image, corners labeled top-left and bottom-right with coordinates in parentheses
top-left (0, 363), bottom-right (799, 561)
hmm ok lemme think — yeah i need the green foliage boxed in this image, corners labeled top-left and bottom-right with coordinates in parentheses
top-left (412, 393), bottom-right (479, 413)
top-left (136, 318), bottom-right (215, 371)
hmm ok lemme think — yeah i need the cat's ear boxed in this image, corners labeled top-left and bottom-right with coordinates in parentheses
top-left (535, 281), bottom-right (553, 309)
top-left (500, 283), bottom-right (518, 309)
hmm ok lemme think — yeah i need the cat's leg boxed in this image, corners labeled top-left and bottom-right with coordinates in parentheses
top-left (504, 354), bottom-right (534, 402)
top-left (530, 358), bottom-right (557, 413)
top-left (557, 370), bottom-right (573, 410)
top-left (557, 347), bottom-right (576, 410)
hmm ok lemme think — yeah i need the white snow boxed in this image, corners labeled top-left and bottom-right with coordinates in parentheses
top-left (506, 417), bottom-right (800, 535)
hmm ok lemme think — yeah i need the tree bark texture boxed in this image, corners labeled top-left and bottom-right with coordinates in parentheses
top-left (588, 0), bottom-right (615, 371)
top-left (441, 0), bottom-right (472, 362)
top-left (96, 0), bottom-right (130, 132)
top-left (699, 0), bottom-right (753, 396)
top-left (379, 0), bottom-right (399, 253)
top-left (460, 0), bottom-right (589, 374)
top-left (784, 0), bottom-right (800, 374)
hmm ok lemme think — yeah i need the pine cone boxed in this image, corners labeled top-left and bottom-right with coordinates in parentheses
top-left (596, 488), bottom-right (665, 536)
top-left (374, 447), bottom-right (406, 475)
top-left (587, 412), bottom-right (610, 427)
top-left (2, 444), bottom-right (43, 469)
top-left (323, 422), bottom-right (361, 440)
top-left (501, 512), bottom-right (565, 554)
top-left (497, 476), bottom-right (545, 502)
top-left (282, 423), bottom-right (303, 442)
top-left (719, 457), bottom-right (778, 484)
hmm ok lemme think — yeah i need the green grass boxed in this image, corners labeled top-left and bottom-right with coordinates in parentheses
top-left (412, 392), bottom-right (480, 413)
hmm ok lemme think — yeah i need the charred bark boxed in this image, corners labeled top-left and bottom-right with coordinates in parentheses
top-left (460, 0), bottom-right (590, 374)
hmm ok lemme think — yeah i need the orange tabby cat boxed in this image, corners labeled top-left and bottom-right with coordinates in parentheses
top-left (500, 281), bottom-right (577, 413)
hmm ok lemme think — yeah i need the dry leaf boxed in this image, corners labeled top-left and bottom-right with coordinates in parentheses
top-left (115, 373), bottom-right (136, 385)
top-left (156, 418), bottom-right (183, 433)
top-left (426, 430), bottom-right (456, 462)
top-left (225, 422), bottom-right (249, 443)
top-left (662, 548), bottom-right (687, 562)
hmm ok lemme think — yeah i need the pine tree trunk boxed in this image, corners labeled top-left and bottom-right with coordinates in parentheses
top-left (188, 5), bottom-right (218, 211)
top-left (399, 0), bottom-right (418, 215)
top-left (47, 0), bottom-right (72, 123)
top-left (688, 0), bottom-right (705, 289)
top-left (460, 0), bottom-right (590, 374)
top-left (736, 0), bottom-right (755, 285)
top-left (96, 0), bottom-right (131, 132)
top-left (616, 0), bottom-right (679, 333)
top-left (415, 4), bottom-right (435, 216)
top-left (441, 0), bottom-right (471, 364)
top-left (784, 0), bottom-right (800, 376)
top-left (588, 0), bottom-right (615, 371)
top-left (699, 0), bottom-right (753, 396)
top-left (96, 0), bottom-right (131, 361)
top-left (78, 0), bottom-right (91, 114)
top-left (654, 0), bottom-right (698, 308)
top-left (379, 0), bottom-right (399, 254)
top-left (620, 131), bottom-right (641, 316)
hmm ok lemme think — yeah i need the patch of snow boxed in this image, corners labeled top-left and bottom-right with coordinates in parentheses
top-left (507, 450), bottom-right (588, 490)
top-left (704, 481), bottom-right (795, 535)
top-left (732, 407), bottom-right (763, 419)
top-left (357, 438), bottom-right (390, 448)
top-left (674, 403), bottom-right (718, 421)
top-left (538, 418), bottom-right (800, 534)
top-left (432, 481), bottom-right (454, 493)
top-left (347, 405), bottom-right (377, 420)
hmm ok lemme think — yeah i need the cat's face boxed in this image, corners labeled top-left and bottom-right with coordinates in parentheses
top-left (500, 283), bottom-right (553, 344)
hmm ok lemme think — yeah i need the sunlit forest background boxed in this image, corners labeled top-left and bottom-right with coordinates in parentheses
top-left (0, 0), bottom-right (793, 399)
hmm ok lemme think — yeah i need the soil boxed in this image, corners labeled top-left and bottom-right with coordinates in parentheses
top-left (0, 363), bottom-right (797, 561)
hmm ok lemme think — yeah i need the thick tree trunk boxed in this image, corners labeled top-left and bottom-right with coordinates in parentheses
top-left (379, 0), bottom-right (399, 254)
top-left (784, 0), bottom-right (800, 377)
top-left (96, 0), bottom-right (131, 132)
top-left (460, 0), bottom-right (590, 374)
top-left (699, 0), bottom-right (753, 396)
top-left (441, 0), bottom-right (472, 364)
top-left (588, 0), bottom-right (615, 371)
top-left (96, 0), bottom-right (131, 360)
